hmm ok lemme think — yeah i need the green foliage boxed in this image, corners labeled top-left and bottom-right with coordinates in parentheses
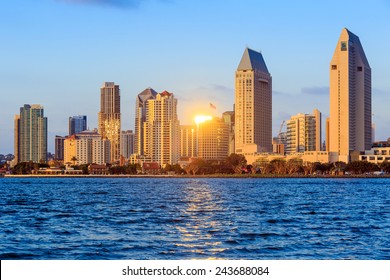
top-left (345, 161), bottom-right (379, 174)
top-left (108, 164), bottom-right (141, 175)
top-left (185, 158), bottom-right (206, 175)
top-left (225, 153), bottom-right (247, 174)
top-left (380, 161), bottom-right (390, 173)
top-left (12, 162), bottom-right (49, 174)
top-left (164, 164), bottom-right (185, 174)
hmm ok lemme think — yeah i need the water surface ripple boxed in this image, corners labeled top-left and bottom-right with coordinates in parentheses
top-left (0, 178), bottom-right (389, 259)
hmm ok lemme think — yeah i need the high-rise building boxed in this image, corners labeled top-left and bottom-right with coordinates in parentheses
top-left (286, 109), bottom-right (321, 154)
top-left (326, 117), bottom-right (330, 152)
top-left (329, 28), bottom-right (371, 162)
top-left (134, 87), bottom-right (157, 156)
top-left (64, 130), bottom-right (110, 165)
top-left (235, 48), bottom-right (272, 154)
top-left (222, 111), bottom-right (235, 155)
top-left (197, 117), bottom-right (229, 161)
top-left (54, 135), bottom-right (66, 160)
top-left (15, 104), bottom-right (47, 163)
top-left (144, 91), bottom-right (180, 165)
top-left (69, 115), bottom-right (87, 136)
top-left (120, 130), bottom-right (134, 159)
top-left (98, 82), bottom-right (121, 163)
top-left (180, 125), bottom-right (197, 158)
top-left (14, 115), bottom-right (20, 164)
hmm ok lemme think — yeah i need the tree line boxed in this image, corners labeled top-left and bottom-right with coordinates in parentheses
top-left (7, 154), bottom-right (390, 175)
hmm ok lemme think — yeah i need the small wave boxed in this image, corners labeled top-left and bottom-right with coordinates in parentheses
top-left (224, 239), bottom-right (239, 245)
top-left (93, 191), bottom-right (109, 195)
top-left (0, 252), bottom-right (39, 259)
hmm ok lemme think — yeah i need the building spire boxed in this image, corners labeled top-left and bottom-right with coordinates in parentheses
top-left (237, 47), bottom-right (269, 73)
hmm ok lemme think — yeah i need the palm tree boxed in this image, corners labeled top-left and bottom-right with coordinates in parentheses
top-left (71, 156), bottom-right (77, 166)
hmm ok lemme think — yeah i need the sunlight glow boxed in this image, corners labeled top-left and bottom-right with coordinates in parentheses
top-left (194, 115), bottom-right (212, 125)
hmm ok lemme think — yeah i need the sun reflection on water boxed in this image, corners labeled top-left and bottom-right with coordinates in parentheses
top-left (173, 180), bottom-right (226, 257)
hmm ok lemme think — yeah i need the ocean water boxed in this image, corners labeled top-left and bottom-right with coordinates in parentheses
top-left (0, 177), bottom-right (389, 260)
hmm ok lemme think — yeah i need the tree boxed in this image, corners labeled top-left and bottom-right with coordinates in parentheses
top-left (302, 162), bottom-right (318, 175)
top-left (332, 161), bottom-right (347, 174)
top-left (286, 158), bottom-right (302, 175)
top-left (346, 161), bottom-right (379, 174)
top-left (172, 164), bottom-right (185, 174)
top-left (380, 161), bottom-right (390, 174)
top-left (185, 158), bottom-right (206, 175)
top-left (225, 153), bottom-right (247, 174)
top-left (71, 156), bottom-right (77, 166)
top-left (270, 158), bottom-right (286, 174)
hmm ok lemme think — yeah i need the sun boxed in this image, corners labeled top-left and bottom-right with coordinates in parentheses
top-left (194, 115), bottom-right (213, 125)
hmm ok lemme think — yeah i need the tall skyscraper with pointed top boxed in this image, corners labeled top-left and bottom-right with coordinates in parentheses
top-left (329, 28), bottom-right (371, 162)
top-left (134, 87), bottom-right (157, 156)
top-left (98, 82), bottom-right (121, 163)
top-left (235, 48), bottom-right (272, 155)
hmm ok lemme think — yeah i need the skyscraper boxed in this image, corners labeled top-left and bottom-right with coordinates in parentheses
top-left (286, 109), bottom-right (321, 154)
top-left (144, 91), bottom-right (180, 165)
top-left (15, 104), bottom-right (47, 163)
top-left (98, 82), bottom-right (121, 163)
top-left (197, 117), bottom-right (229, 161)
top-left (235, 48), bottom-right (272, 155)
top-left (222, 111), bottom-right (235, 155)
top-left (120, 130), bottom-right (134, 159)
top-left (14, 115), bottom-right (20, 164)
top-left (180, 125), bottom-right (197, 158)
top-left (329, 28), bottom-right (371, 162)
top-left (69, 115), bottom-right (87, 136)
top-left (134, 87), bottom-right (157, 156)
top-left (54, 135), bottom-right (66, 160)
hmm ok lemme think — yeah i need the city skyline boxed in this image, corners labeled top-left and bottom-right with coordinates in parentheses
top-left (1, 0), bottom-right (390, 154)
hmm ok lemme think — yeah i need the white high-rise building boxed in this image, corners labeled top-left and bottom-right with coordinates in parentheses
top-left (286, 109), bottom-right (321, 154)
top-left (144, 91), bottom-right (180, 165)
top-left (329, 28), bottom-right (371, 162)
top-left (235, 48), bottom-right (272, 155)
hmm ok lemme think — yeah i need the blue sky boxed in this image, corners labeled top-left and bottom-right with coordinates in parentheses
top-left (1, 0), bottom-right (390, 154)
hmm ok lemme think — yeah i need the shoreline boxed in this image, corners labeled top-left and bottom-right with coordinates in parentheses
top-left (3, 174), bottom-right (390, 179)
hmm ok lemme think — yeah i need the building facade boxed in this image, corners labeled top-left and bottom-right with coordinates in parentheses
top-left (54, 135), bottom-right (66, 160)
top-left (120, 130), bottom-right (134, 159)
top-left (134, 88), bottom-right (157, 156)
top-left (197, 117), bottom-right (229, 161)
top-left (180, 125), bottom-right (197, 158)
top-left (329, 28), bottom-right (372, 162)
top-left (222, 111), bottom-right (235, 155)
top-left (286, 109), bottom-right (321, 154)
top-left (64, 130), bottom-right (110, 165)
top-left (69, 115), bottom-right (87, 136)
top-left (98, 82), bottom-right (121, 163)
top-left (235, 48), bottom-right (272, 154)
top-left (15, 104), bottom-right (47, 163)
top-left (143, 91), bottom-right (180, 166)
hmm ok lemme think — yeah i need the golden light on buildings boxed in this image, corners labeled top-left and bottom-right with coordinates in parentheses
top-left (194, 115), bottom-right (212, 125)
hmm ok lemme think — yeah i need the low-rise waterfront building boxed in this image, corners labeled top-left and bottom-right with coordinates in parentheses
top-left (64, 130), bottom-right (110, 165)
